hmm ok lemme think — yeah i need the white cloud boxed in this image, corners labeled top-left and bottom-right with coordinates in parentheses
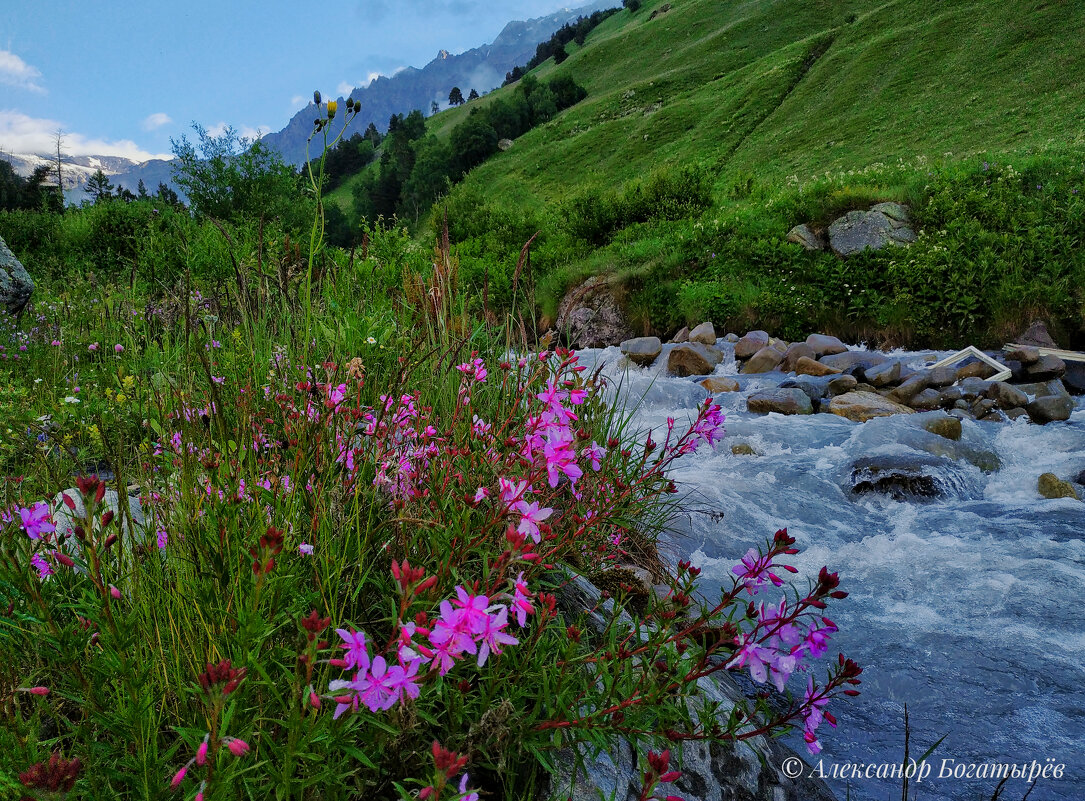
top-left (0, 110), bottom-right (171, 161)
top-left (336, 71), bottom-right (391, 95)
top-left (337, 81), bottom-right (355, 96)
top-left (0, 50), bottom-right (45, 93)
top-left (141, 112), bottom-right (172, 131)
top-left (205, 121), bottom-right (267, 142)
top-left (291, 94), bottom-right (307, 108)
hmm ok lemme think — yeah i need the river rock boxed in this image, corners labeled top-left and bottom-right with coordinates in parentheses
top-left (827, 374), bottom-right (859, 395)
top-left (731, 443), bottom-right (758, 456)
top-left (1016, 320), bottom-right (1058, 349)
top-left (850, 454), bottom-right (945, 500)
top-left (922, 414), bottom-right (962, 441)
top-left (955, 359), bottom-right (999, 380)
top-left (909, 388), bottom-right (943, 411)
top-left (1004, 345), bottom-right (1040, 365)
top-left (986, 382), bottom-right (1028, 410)
top-left (1023, 354), bottom-right (1066, 381)
top-left (1020, 380), bottom-right (1074, 424)
top-left (734, 330), bottom-right (769, 360)
top-left (723, 332), bottom-right (739, 343)
top-left (888, 374), bottom-right (931, 404)
top-left (0, 235), bottom-right (34, 316)
top-left (828, 204), bottom-right (917, 257)
top-left (786, 223), bottom-right (823, 250)
top-left (701, 376), bottom-right (739, 393)
top-left (805, 333), bottom-right (848, 356)
top-left (689, 321), bottom-right (716, 345)
top-left (667, 343), bottom-right (722, 377)
top-left (1005, 407), bottom-right (1030, 421)
top-left (927, 366), bottom-right (958, 388)
top-left (670, 326), bottom-right (690, 343)
top-left (741, 346), bottom-right (784, 374)
top-left (1063, 362), bottom-right (1085, 395)
top-left (620, 336), bottom-right (662, 367)
top-left (818, 351), bottom-right (888, 374)
top-left (1038, 473), bottom-right (1080, 501)
top-left (779, 343), bottom-right (815, 372)
top-left (747, 388), bottom-right (814, 415)
top-left (972, 398), bottom-right (997, 419)
top-left (795, 356), bottom-right (840, 376)
top-left (863, 360), bottom-right (902, 387)
top-left (556, 276), bottom-right (634, 348)
top-left (830, 391), bottom-right (915, 422)
top-left (957, 378), bottom-right (993, 400)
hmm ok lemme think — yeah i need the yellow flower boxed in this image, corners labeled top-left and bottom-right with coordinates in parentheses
top-left (327, 100), bottom-right (337, 118)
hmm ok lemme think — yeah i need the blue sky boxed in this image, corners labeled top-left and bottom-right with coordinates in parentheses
top-left (1, 0), bottom-right (578, 162)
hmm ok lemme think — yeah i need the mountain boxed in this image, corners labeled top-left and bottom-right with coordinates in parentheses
top-left (3, 153), bottom-right (144, 203)
top-left (259, 0), bottom-right (615, 166)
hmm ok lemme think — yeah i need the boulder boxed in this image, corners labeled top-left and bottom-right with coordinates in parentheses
top-left (795, 356), bottom-right (841, 376)
top-left (1005, 407), bottom-right (1030, 421)
top-left (734, 330), bottom-right (769, 360)
top-left (957, 378), bottom-right (993, 400)
top-left (688, 321), bottom-right (717, 345)
top-left (1023, 354), bottom-right (1066, 381)
top-left (921, 414), bottom-right (962, 441)
top-left (731, 443), bottom-right (758, 456)
top-left (1016, 320), bottom-right (1058, 349)
top-left (740, 346), bottom-right (784, 374)
top-left (1063, 362), bottom-right (1085, 395)
top-left (780, 343), bottom-right (816, 372)
top-left (747, 388), bottom-right (814, 415)
top-left (927, 366), bottom-right (958, 388)
top-left (497, 138), bottom-right (514, 151)
top-left (667, 344), bottom-right (723, 377)
top-left (1004, 345), bottom-right (1040, 365)
top-left (863, 360), bottom-right (902, 388)
top-left (986, 382), bottom-right (1028, 410)
top-left (619, 336), bottom-right (662, 367)
top-left (1019, 380), bottom-right (1074, 424)
top-left (908, 388), bottom-right (943, 411)
top-left (1038, 473), bottom-right (1080, 501)
top-left (670, 326), bottom-right (690, 344)
top-left (827, 374), bottom-right (860, 396)
top-left (786, 223), bottom-right (823, 250)
top-left (818, 351), bottom-right (888, 373)
top-left (700, 376), bottom-right (739, 393)
top-left (555, 276), bottom-right (634, 348)
top-left (805, 333), bottom-right (848, 356)
top-left (0, 235), bottom-right (34, 316)
top-left (829, 391), bottom-right (915, 422)
top-left (955, 359), bottom-right (998, 380)
top-left (850, 454), bottom-right (945, 500)
top-left (723, 333), bottom-right (740, 343)
top-left (828, 205), bottom-right (916, 257)
top-left (780, 376), bottom-right (830, 407)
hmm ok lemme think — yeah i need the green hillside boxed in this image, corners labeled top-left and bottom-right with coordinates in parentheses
top-left (340, 0), bottom-right (1085, 347)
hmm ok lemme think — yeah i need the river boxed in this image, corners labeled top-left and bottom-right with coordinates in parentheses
top-left (580, 340), bottom-right (1085, 801)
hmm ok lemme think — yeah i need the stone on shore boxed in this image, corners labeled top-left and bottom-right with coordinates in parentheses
top-left (795, 356), bottom-right (841, 376)
top-left (700, 377), bottom-right (739, 393)
top-left (666, 343), bottom-right (723, 377)
top-left (805, 334), bottom-right (848, 356)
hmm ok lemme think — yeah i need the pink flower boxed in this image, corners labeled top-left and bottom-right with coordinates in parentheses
top-left (457, 774), bottom-right (480, 801)
top-left (582, 441), bottom-right (605, 471)
top-left (511, 572), bottom-right (533, 627)
top-left (31, 553), bottom-right (53, 579)
top-left (513, 500), bottom-right (553, 543)
top-left (196, 735), bottom-right (209, 766)
top-left (19, 502), bottom-right (55, 540)
top-left (113, 344), bottom-right (124, 354)
top-left (498, 478), bottom-right (527, 505)
top-left (298, 542), bottom-right (314, 556)
top-left (732, 548), bottom-right (783, 595)
top-left (170, 765), bottom-right (188, 789)
top-left (475, 605), bottom-right (518, 667)
top-left (473, 487), bottom-right (489, 503)
top-left (336, 629), bottom-right (371, 672)
top-left (88, 343), bottom-right (99, 352)
top-left (225, 738), bottom-right (249, 757)
top-left (726, 632), bottom-right (773, 684)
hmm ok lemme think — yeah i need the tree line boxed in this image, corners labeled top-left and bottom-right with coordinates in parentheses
top-left (503, 7), bottom-right (621, 85)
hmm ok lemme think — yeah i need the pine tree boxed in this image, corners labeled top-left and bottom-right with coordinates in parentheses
top-left (448, 87), bottom-right (465, 106)
top-left (85, 169), bottom-right (114, 203)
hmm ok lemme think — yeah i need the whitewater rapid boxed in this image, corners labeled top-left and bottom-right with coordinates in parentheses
top-left (580, 341), bottom-right (1085, 801)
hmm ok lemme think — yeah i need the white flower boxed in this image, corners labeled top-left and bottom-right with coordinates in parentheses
top-left (63, 396), bottom-right (80, 404)
top-left (366, 336), bottom-right (377, 345)
top-left (298, 543), bottom-right (314, 556)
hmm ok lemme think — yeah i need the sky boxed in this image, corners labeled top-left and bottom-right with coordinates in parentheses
top-left (0, 0), bottom-right (581, 163)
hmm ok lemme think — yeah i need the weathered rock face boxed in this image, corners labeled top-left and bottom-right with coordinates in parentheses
top-left (0, 235), bottom-right (34, 316)
top-left (863, 360), bottom-right (901, 387)
top-left (620, 336), bottom-right (662, 367)
top-left (987, 382), bottom-right (1028, 410)
top-left (556, 276), bottom-right (634, 349)
top-left (689, 321), bottom-right (717, 345)
top-left (667, 343), bottom-right (723, 377)
top-left (1038, 473), bottom-right (1080, 501)
top-left (1005, 345), bottom-right (1040, 365)
top-left (827, 203), bottom-right (917, 257)
top-left (1023, 354), bottom-right (1066, 381)
top-left (740, 346), bottom-right (784, 374)
top-left (747, 387), bottom-right (814, 415)
top-left (829, 391), bottom-right (915, 422)
top-left (1015, 320), bottom-right (1058, 349)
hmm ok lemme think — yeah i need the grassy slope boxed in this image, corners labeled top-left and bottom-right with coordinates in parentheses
top-left (449, 0), bottom-right (1085, 206)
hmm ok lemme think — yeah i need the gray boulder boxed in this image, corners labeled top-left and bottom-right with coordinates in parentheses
top-left (805, 333), bottom-right (848, 356)
top-left (780, 342), bottom-right (816, 372)
top-left (740, 346), bottom-right (784, 374)
top-left (818, 351), bottom-right (887, 373)
top-left (620, 336), bottom-right (662, 367)
top-left (1023, 354), bottom-right (1066, 381)
top-left (0, 235), bottom-right (34, 316)
top-left (747, 388), bottom-right (814, 415)
top-left (670, 326), bottom-right (690, 343)
top-left (786, 223), bottom-right (824, 250)
top-left (556, 276), bottom-right (635, 349)
top-left (986, 382), bottom-right (1028, 410)
top-left (863, 360), bottom-right (902, 387)
top-left (667, 343), bottom-right (723, 377)
top-left (734, 330), bottom-right (770, 360)
top-left (1019, 380), bottom-right (1074, 424)
top-left (688, 321), bottom-right (717, 345)
top-left (1016, 320), bottom-right (1058, 349)
top-left (828, 204), bottom-right (916, 257)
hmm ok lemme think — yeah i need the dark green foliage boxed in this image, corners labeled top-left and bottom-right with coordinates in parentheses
top-left (451, 114), bottom-right (500, 175)
top-left (504, 8), bottom-right (621, 85)
top-left (0, 161), bottom-right (61, 212)
top-left (307, 133), bottom-right (376, 193)
top-left (468, 88), bottom-right (480, 101)
top-left (449, 86), bottom-right (465, 106)
top-left (623, 0), bottom-right (642, 11)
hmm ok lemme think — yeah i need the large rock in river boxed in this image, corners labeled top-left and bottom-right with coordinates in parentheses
top-left (0, 235), bottom-right (34, 316)
top-left (667, 343), bottom-right (723, 377)
top-left (740, 346), bottom-right (784, 374)
top-left (829, 391), bottom-right (915, 422)
top-left (747, 388), bottom-right (814, 415)
top-left (555, 276), bottom-right (634, 348)
top-left (734, 330), bottom-right (769, 360)
top-left (620, 336), bottom-right (661, 367)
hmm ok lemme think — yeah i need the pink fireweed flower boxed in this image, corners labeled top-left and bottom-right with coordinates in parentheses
top-left (582, 441), bottom-right (605, 471)
top-left (455, 357), bottom-right (487, 382)
top-left (804, 618), bottom-right (838, 658)
top-left (384, 658), bottom-right (422, 705)
top-left (513, 500), bottom-right (553, 543)
top-left (498, 478), bottom-right (528, 506)
top-left (109, 585), bottom-right (121, 600)
top-left (726, 632), bottom-right (774, 684)
top-left (449, 587), bottom-right (491, 634)
top-left (88, 343), bottom-right (99, 352)
top-left (336, 629), bottom-right (371, 672)
top-left (195, 735), bottom-right (209, 766)
top-left (359, 656), bottom-right (398, 712)
top-left (170, 764), bottom-right (188, 789)
top-left (17, 686), bottom-right (50, 696)
top-left (31, 553), bottom-right (53, 579)
top-left (326, 383), bottom-right (348, 408)
top-left (225, 738), bottom-right (249, 757)
top-left (758, 597), bottom-right (803, 649)
top-left (475, 605), bottom-right (518, 667)
top-left (473, 486), bottom-right (489, 503)
top-left (457, 774), bottom-right (480, 801)
top-left (732, 548), bottom-right (784, 595)
top-left (157, 529), bottom-right (168, 550)
top-left (19, 502), bottom-right (55, 540)
top-left (802, 676), bottom-right (832, 734)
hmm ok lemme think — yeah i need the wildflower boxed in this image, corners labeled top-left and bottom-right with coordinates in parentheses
top-left (195, 734), bottom-right (209, 766)
top-left (114, 344), bottom-right (124, 353)
top-left (726, 632), bottom-right (773, 684)
top-left (157, 529), bottom-right (168, 550)
top-left (732, 548), bottom-right (783, 595)
top-left (298, 542), bottom-right (314, 556)
top-left (582, 441), bottom-right (605, 471)
top-left (225, 738), bottom-right (249, 757)
top-left (211, 376), bottom-right (225, 385)
top-left (472, 486), bottom-right (489, 503)
top-left (18, 753), bottom-right (82, 796)
top-left (475, 605), bottom-right (518, 666)
top-left (513, 499), bottom-right (553, 543)
top-left (498, 478), bottom-right (527, 505)
top-left (63, 396), bottom-right (80, 404)
top-left (19, 502), bottom-right (55, 540)
top-left (17, 686), bottom-right (50, 696)
top-left (366, 336), bottom-right (376, 344)
top-left (511, 572), bottom-right (533, 626)
top-left (457, 774), bottom-right (480, 801)
top-left (109, 585), bottom-right (121, 600)
top-left (88, 343), bottom-right (99, 352)
top-left (31, 553), bottom-right (53, 579)
top-left (336, 628), bottom-right (371, 672)
top-left (170, 765), bottom-right (188, 789)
